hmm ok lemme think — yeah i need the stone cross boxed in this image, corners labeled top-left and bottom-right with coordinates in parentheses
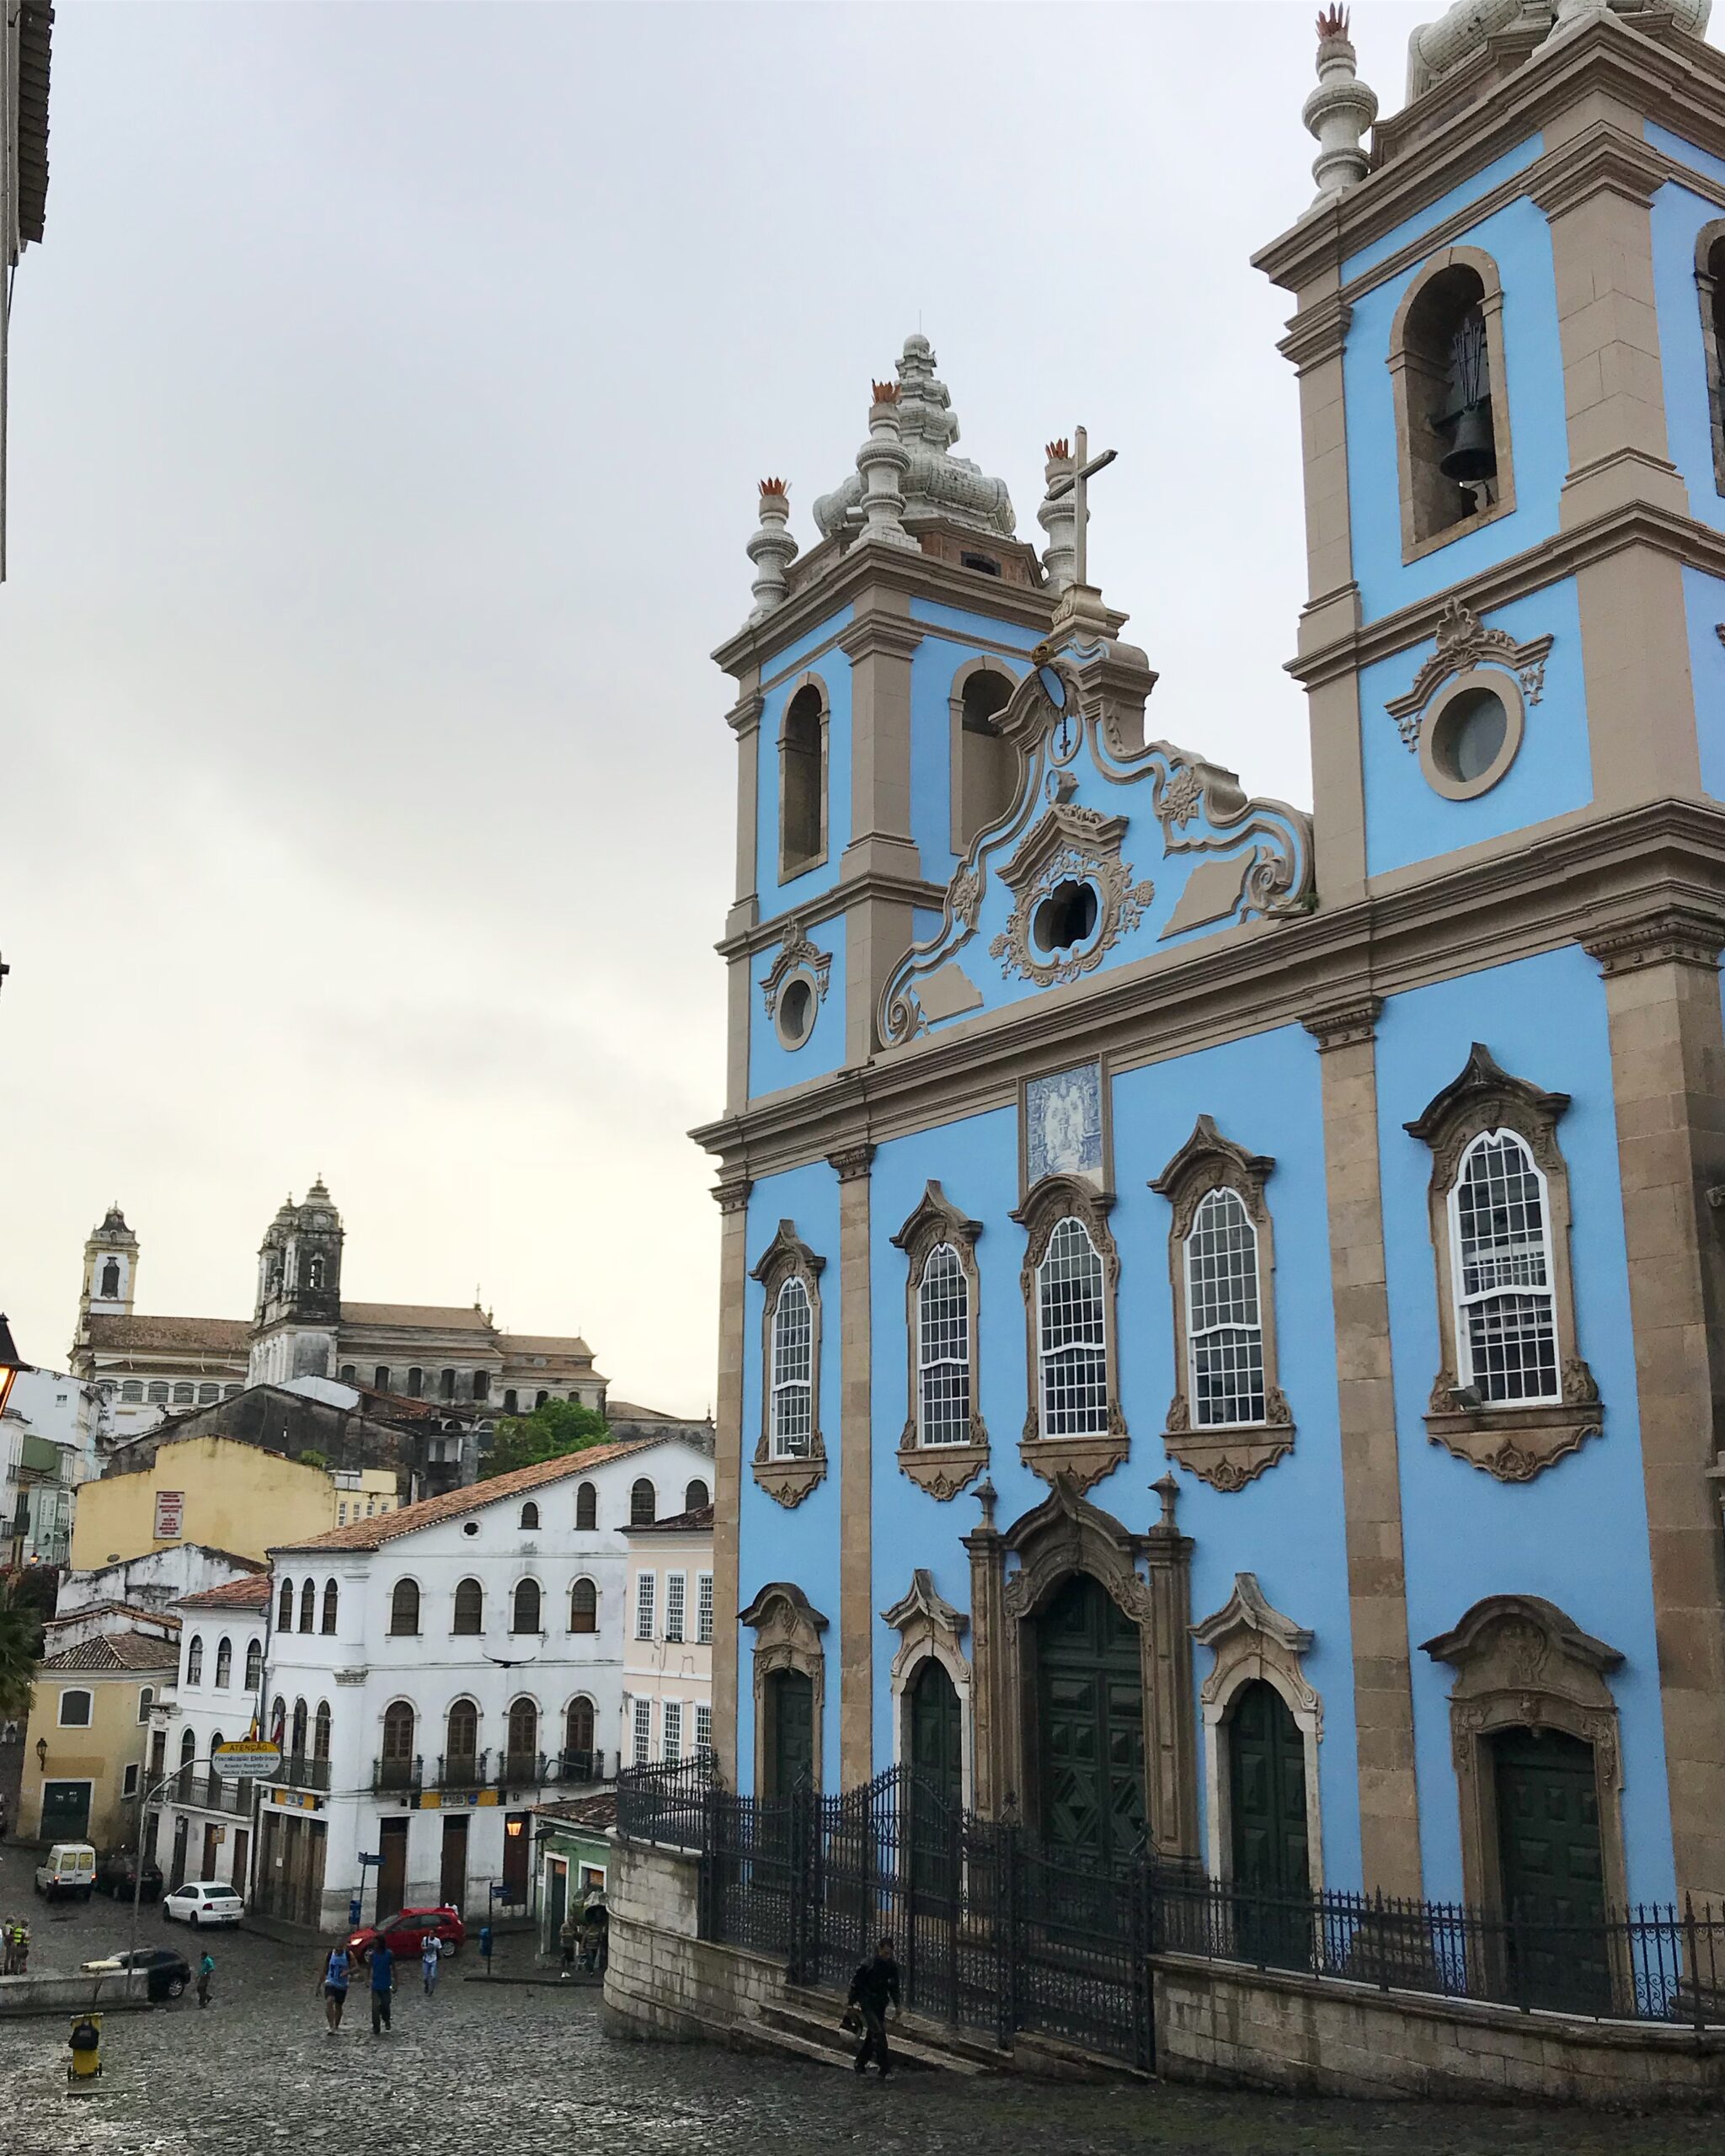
top-left (1043, 424), bottom-right (1118, 588)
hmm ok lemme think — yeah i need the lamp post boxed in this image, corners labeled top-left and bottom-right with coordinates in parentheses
top-left (128, 1742), bottom-right (279, 1967)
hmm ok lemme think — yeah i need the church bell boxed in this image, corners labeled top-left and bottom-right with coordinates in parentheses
top-left (1439, 401), bottom-right (1496, 484)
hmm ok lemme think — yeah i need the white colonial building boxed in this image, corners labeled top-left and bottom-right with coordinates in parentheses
top-left (622, 1505), bottom-right (714, 1770)
top-left (255, 1430), bottom-right (713, 1932)
top-left (147, 1574), bottom-right (271, 1892)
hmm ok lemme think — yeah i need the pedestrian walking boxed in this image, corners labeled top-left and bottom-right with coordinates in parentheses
top-left (318, 1943), bottom-right (351, 2031)
top-left (369, 1939), bottom-right (395, 2035)
top-left (558, 1910), bottom-right (578, 1981)
top-left (196, 1950), bottom-right (215, 2009)
top-left (2, 1919), bottom-right (15, 1976)
top-left (846, 1935), bottom-right (901, 2080)
top-left (581, 1892), bottom-right (609, 1974)
top-left (12, 1920), bottom-right (28, 1975)
top-left (421, 1932), bottom-right (441, 1997)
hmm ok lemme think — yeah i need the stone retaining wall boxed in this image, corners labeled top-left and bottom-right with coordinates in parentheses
top-left (601, 1836), bottom-right (789, 2045)
top-left (604, 1836), bottom-right (1725, 2103)
top-left (1154, 1954), bottom-right (1725, 2104)
top-left (0, 1969), bottom-right (147, 2016)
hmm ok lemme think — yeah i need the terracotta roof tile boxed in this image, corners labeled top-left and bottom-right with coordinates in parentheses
top-left (623, 1505), bottom-right (713, 1534)
top-left (44, 1603), bottom-right (181, 1630)
top-left (84, 1314), bottom-right (251, 1353)
top-left (40, 1634), bottom-right (182, 1673)
top-left (175, 1576), bottom-right (274, 1611)
top-left (339, 1302), bottom-right (496, 1332)
top-left (268, 1434), bottom-right (672, 1554)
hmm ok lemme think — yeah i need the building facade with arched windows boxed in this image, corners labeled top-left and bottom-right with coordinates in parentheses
top-left (694, 6), bottom-right (1725, 1940)
top-left (254, 1428), bottom-right (713, 1930)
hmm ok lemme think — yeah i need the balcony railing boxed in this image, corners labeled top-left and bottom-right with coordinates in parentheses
top-left (435, 1751), bottom-right (487, 1791)
top-left (278, 1754), bottom-right (332, 1792)
top-left (495, 1749), bottom-right (544, 1789)
top-left (191, 1773), bottom-right (258, 1816)
top-left (552, 1748), bottom-right (606, 1785)
top-left (372, 1753), bottom-right (423, 1794)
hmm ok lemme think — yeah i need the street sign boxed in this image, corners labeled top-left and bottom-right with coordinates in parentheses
top-left (211, 1739), bottom-right (282, 1778)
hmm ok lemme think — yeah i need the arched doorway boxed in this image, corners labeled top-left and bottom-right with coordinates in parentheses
top-left (1227, 1680), bottom-right (1309, 1897)
top-left (1492, 1726), bottom-right (1607, 2011)
top-left (1033, 1572), bottom-right (1144, 1864)
top-left (762, 1668), bottom-right (814, 1796)
top-left (907, 1660), bottom-right (961, 1894)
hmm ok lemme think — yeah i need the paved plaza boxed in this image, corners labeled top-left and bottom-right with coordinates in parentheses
top-left (0, 1845), bottom-right (1717, 2156)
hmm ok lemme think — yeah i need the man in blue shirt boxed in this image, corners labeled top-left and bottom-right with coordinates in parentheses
top-left (369, 1940), bottom-right (395, 2036)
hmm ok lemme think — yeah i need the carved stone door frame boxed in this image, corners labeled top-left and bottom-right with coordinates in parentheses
top-left (962, 1472), bottom-right (1198, 1860)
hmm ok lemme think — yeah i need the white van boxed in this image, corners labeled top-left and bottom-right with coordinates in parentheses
top-left (35, 1841), bottom-right (97, 1902)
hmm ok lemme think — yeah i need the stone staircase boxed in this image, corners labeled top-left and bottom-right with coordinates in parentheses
top-left (742, 1983), bottom-right (1011, 2075)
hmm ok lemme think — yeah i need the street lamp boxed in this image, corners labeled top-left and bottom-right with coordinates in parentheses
top-left (0, 1314), bottom-right (31, 1422)
top-left (35, 1737), bottom-right (46, 1771)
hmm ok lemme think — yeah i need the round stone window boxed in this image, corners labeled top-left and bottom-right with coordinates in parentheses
top-left (1033, 878), bottom-right (1100, 957)
top-left (776, 974), bottom-right (816, 1050)
top-left (1418, 668), bottom-right (1524, 801)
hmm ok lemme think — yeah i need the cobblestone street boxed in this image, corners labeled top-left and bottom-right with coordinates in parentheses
top-left (0, 1848), bottom-right (1718, 2156)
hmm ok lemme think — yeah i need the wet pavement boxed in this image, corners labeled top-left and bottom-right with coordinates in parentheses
top-left (1, 1839), bottom-right (1718, 2155)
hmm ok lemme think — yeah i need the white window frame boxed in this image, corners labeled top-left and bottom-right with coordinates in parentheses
top-left (634, 1571), bottom-right (656, 1642)
top-left (662, 1699), bottom-right (683, 1765)
top-left (121, 1762), bottom-right (141, 1800)
top-left (693, 1703), bottom-right (713, 1758)
top-left (1183, 1186), bottom-right (1267, 1430)
top-left (136, 1687), bottom-right (154, 1724)
top-left (631, 1694), bottom-right (653, 1768)
top-left (916, 1241), bottom-right (971, 1447)
top-left (58, 1688), bottom-right (93, 1728)
top-left (664, 1572), bottom-right (686, 1645)
top-left (1034, 1215), bottom-right (1110, 1439)
top-left (1446, 1129), bottom-right (1561, 1406)
top-left (697, 1573), bottom-right (714, 1646)
top-left (770, 1277), bottom-right (814, 1460)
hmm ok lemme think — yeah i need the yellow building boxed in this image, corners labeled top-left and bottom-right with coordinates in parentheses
top-left (22, 1631), bottom-right (180, 1848)
top-left (69, 1435), bottom-right (397, 1571)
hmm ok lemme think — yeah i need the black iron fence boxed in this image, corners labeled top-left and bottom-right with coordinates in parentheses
top-left (617, 1760), bottom-right (1725, 2070)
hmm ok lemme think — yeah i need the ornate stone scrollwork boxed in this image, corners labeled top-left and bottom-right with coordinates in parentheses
top-left (760, 917), bottom-right (832, 1022)
top-left (1151, 1116), bottom-right (1295, 1492)
top-left (1384, 597), bottom-right (1552, 752)
top-left (987, 804), bottom-right (1155, 990)
top-left (1012, 1176), bottom-right (1129, 1494)
top-left (1406, 1043), bottom-right (1601, 1481)
top-left (1422, 1593), bottom-right (1626, 1919)
top-left (740, 1581), bottom-right (828, 1792)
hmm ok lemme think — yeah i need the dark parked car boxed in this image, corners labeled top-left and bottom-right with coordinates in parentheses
top-left (94, 1855), bottom-right (164, 1902)
top-left (80, 1946), bottom-right (190, 2001)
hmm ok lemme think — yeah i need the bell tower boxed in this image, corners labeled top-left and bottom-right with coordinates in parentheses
top-left (77, 1204), bottom-right (137, 1349)
top-left (248, 1177), bottom-right (344, 1386)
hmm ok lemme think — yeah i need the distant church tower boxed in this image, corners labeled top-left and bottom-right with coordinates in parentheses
top-left (76, 1204), bottom-right (138, 1350)
top-left (248, 1178), bottom-right (344, 1387)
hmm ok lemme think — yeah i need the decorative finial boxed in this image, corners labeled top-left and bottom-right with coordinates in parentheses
top-left (855, 381), bottom-right (916, 552)
top-left (1303, 4), bottom-right (1376, 203)
top-left (975, 1476), bottom-right (997, 1529)
top-left (1152, 1472), bottom-right (1181, 1533)
top-left (1038, 439), bottom-right (1078, 596)
top-left (746, 477), bottom-right (798, 622)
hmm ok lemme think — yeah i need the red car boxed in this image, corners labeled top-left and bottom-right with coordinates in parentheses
top-left (347, 1904), bottom-right (465, 1961)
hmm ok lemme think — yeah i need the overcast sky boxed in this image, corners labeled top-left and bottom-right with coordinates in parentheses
top-left (2, 1), bottom-right (1450, 1414)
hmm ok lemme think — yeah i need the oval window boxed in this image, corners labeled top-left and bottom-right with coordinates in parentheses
top-left (1032, 879), bottom-right (1099, 956)
top-left (1431, 685), bottom-right (1508, 786)
top-left (778, 976), bottom-right (814, 1048)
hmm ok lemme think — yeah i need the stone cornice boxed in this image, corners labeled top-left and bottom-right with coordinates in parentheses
top-left (692, 802), bottom-right (1725, 1178)
top-left (1582, 903), bottom-right (1725, 974)
top-left (712, 536), bottom-right (1055, 683)
top-left (1302, 996), bottom-right (1383, 1052)
top-left (716, 867), bottom-right (953, 963)
top-left (1277, 292), bottom-right (1354, 376)
top-left (836, 615), bottom-right (926, 664)
top-left (1527, 123), bottom-right (1665, 219)
top-left (711, 1179), bottom-right (754, 1214)
top-left (826, 1143), bottom-right (876, 1183)
top-left (1290, 499), bottom-right (1725, 690)
top-left (725, 691), bottom-right (765, 738)
top-left (1255, 13), bottom-right (1702, 301)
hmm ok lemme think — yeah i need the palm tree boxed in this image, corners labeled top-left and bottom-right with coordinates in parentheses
top-left (0, 1573), bottom-right (40, 1723)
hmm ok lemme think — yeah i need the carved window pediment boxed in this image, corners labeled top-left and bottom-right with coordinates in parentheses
top-left (750, 1222), bottom-right (827, 1508)
top-left (741, 1581), bottom-right (826, 1793)
top-left (891, 1182), bottom-right (988, 1500)
top-left (1405, 1045), bottom-right (1600, 1481)
top-left (1012, 1178), bottom-right (1128, 1492)
top-left (1151, 1118), bottom-right (1293, 1492)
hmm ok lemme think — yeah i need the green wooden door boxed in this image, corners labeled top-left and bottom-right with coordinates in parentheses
top-left (40, 1780), bottom-right (91, 1842)
top-left (1033, 1574), bottom-right (1145, 1864)
top-left (1228, 1681), bottom-right (1311, 1968)
top-left (908, 1660), bottom-right (961, 1895)
top-left (766, 1669), bottom-right (814, 1796)
top-left (1493, 1727), bottom-right (1608, 2011)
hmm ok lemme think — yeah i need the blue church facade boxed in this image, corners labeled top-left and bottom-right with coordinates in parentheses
top-left (694, 2), bottom-right (1725, 1930)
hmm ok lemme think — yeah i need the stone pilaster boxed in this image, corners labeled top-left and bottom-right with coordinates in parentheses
top-left (1304, 996), bottom-right (1424, 1898)
top-left (961, 1479), bottom-right (1007, 1817)
top-left (1146, 1473), bottom-right (1199, 1864)
top-left (710, 1177), bottom-right (752, 1784)
top-left (830, 1141), bottom-right (876, 1789)
top-left (1585, 907), bottom-right (1725, 1904)
top-left (836, 602), bottom-right (923, 1065)
top-left (724, 686), bottom-right (762, 1117)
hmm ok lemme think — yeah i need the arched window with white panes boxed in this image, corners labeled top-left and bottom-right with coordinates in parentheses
top-left (916, 1243), bottom-right (970, 1446)
top-left (1184, 1187), bottom-right (1266, 1428)
top-left (771, 1277), bottom-right (814, 1458)
top-left (1036, 1216), bottom-right (1108, 1437)
top-left (1449, 1129), bottom-right (1559, 1403)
